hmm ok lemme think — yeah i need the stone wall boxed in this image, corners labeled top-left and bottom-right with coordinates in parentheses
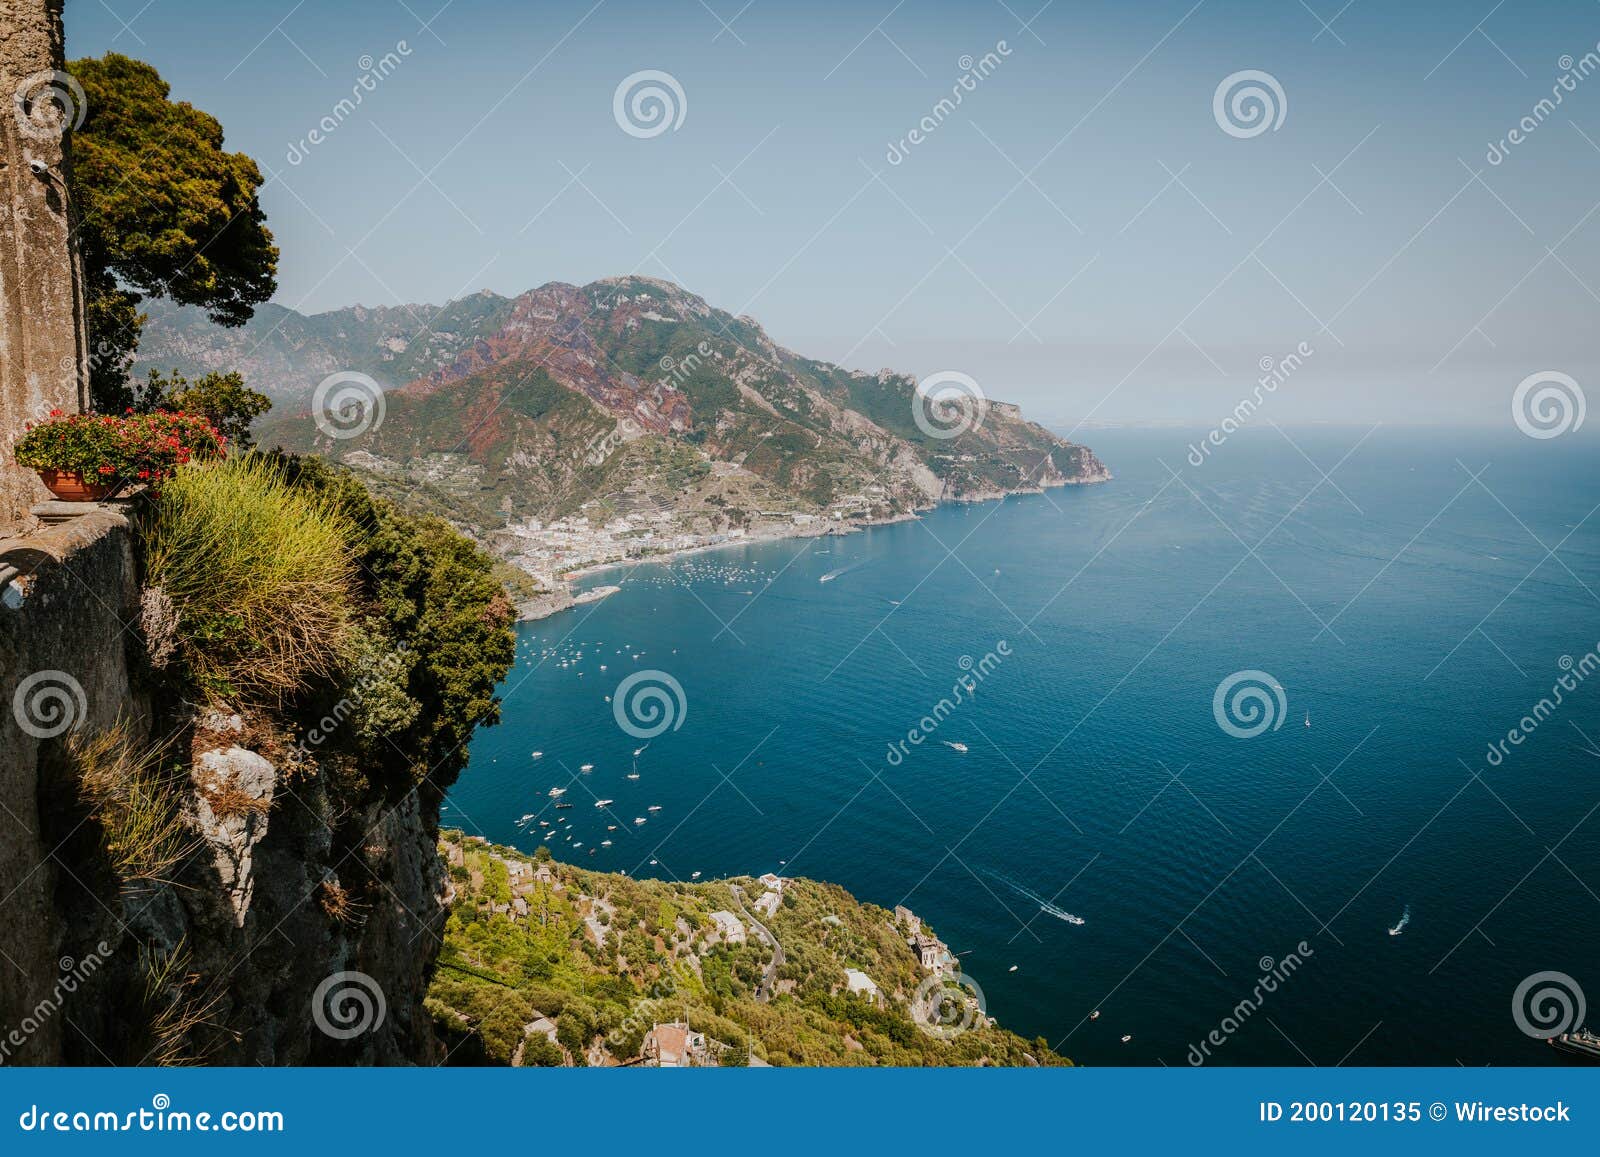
top-left (0, 509), bottom-right (448, 1065)
top-left (0, 504), bottom-right (144, 1062)
top-left (0, 0), bottom-right (89, 525)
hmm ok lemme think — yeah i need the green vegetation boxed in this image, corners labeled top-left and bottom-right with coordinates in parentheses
top-left (138, 456), bottom-right (357, 701)
top-left (14, 410), bottom-right (225, 487)
top-left (137, 369), bottom-right (273, 447)
top-left (268, 455), bottom-right (516, 792)
top-left (68, 722), bottom-right (196, 884)
top-left (68, 53), bottom-right (278, 412)
top-left (429, 833), bottom-right (1069, 1067)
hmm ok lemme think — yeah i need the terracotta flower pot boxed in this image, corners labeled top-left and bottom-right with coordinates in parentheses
top-left (35, 469), bottom-right (117, 502)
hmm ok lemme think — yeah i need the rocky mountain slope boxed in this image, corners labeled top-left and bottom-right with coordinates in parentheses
top-left (432, 832), bottom-right (1067, 1067)
top-left (141, 278), bottom-right (1108, 570)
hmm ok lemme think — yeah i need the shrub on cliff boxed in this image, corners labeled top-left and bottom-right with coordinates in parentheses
top-left (139, 456), bottom-right (357, 700)
top-left (266, 454), bottom-right (515, 793)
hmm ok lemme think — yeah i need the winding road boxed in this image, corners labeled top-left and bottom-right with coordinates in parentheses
top-left (729, 884), bottom-right (783, 1002)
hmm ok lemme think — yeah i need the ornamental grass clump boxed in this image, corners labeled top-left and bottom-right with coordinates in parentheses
top-left (13, 409), bottom-right (225, 488)
top-left (139, 455), bottom-right (357, 700)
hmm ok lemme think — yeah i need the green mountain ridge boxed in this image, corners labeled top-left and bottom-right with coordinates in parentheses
top-left (141, 276), bottom-right (1108, 578)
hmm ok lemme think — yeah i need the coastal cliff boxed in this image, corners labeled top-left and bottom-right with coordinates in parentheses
top-left (145, 277), bottom-right (1107, 588)
top-left (0, 459), bottom-right (514, 1065)
top-left (430, 832), bottom-right (1067, 1067)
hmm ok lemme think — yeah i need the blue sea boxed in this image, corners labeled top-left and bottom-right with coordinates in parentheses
top-left (449, 426), bottom-right (1600, 1066)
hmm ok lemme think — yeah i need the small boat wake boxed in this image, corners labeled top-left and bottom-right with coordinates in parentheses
top-left (991, 873), bottom-right (1085, 926)
top-left (820, 560), bottom-right (869, 584)
top-left (1388, 904), bottom-right (1411, 937)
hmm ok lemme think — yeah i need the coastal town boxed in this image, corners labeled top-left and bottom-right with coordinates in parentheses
top-left (498, 500), bottom-right (874, 593)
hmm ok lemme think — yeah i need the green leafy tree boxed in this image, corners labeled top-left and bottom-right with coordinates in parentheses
top-left (68, 54), bottom-right (278, 412)
top-left (140, 369), bottom-right (272, 445)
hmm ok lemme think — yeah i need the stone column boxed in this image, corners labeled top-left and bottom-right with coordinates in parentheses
top-left (0, 0), bottom-right (88, 527)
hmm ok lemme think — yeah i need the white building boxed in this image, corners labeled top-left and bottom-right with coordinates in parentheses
top-left (844, 968), bottom-right (880, 1003)
top-left (709, 910), bottom-right (747, 944)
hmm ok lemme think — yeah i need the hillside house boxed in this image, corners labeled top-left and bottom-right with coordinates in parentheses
top-left (642, 1022), bottom-right (710, 1068)
top-left (709, 910), bottom-right (747, 944)
top-left (913, 931), bottom-right (953, 974)
top-left (844, 968), bottom-right (880, 1003)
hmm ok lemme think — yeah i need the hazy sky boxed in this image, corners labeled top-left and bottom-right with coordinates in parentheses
top-left (66, 0), bottom-right (1600, 429)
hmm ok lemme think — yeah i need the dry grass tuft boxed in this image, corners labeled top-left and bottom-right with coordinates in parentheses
top-left (197, 776), bottom-right (270, 823)
top-left (316, 878), bottom-right (366, 925)
top-left (70, 723), bottom-right (198, 884)
top-left (138, 939), bottom-right (233, 1066)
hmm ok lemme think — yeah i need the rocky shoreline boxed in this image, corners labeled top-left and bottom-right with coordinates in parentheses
top-left (513, 466), bottom-right (1112, 622)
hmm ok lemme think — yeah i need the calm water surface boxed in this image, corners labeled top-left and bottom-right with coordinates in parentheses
top-left (450, 426), bottom-right (1600, 1065)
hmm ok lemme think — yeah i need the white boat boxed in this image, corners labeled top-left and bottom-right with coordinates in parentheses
top-left (1008, 965), bottom-right (1018, 972)
top-left (943, 741), bottom-right (968, 753)
top-left (634, 817), bottom-right (647, 825)
top-left (580, 763), bottom-right (594, 772)
top-left (626, 773), bottom-right (640, 780)
top-left (530, 751), bottom-right (544, 759)
top-left (595, 799), bottom-right (613, 807)
top-left (647, 805), bottom-right (662, 812)
top-left (1121, 1034), bottom-right (1132, 1043)
top-left (690, 871), bottom-right (701, 879)
top-left (548, 787), bottom-right (567, 798)
top-left (518, 813), bottom-right (534, 823)
top-left (601, 840), bottom-right (613, 847)
top-left (1089, 1010), bottom-right (1100, 1020)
